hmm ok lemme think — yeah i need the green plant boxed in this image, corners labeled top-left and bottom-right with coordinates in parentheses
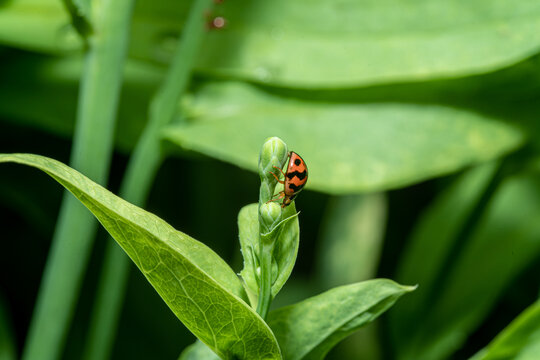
top-left (3, 0), bottom-right (540, 359)
top-left (0, 137), bottom-right (413, 359)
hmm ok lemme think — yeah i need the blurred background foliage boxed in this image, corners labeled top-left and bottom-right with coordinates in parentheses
top-left (1, 0), bottom-right (540, 359)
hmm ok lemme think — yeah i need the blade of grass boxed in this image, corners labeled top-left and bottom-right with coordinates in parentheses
top-left (420, 151), bottom-right (529, 312)
top-left (82, 1), bottom-right (214, 359)
top-left (21, 1), bottom-right (135, 359)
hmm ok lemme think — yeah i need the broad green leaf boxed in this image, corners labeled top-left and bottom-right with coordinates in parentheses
top-left (5, 0), bottom-right (540, 87)
top-left (0, 0), bottom-right (188, 57)
top-left (0, 154), bottom-right (281, 360)
top-left (196, 0), bottom-right (540, 87)
top-left (0, 0), bottom-right (81, 53)
top-left (179, 341), bottom-right (220, 360)
top-left (164, 82), bottom-right (524, 194)
top-left (3, 52), bottom-right (540, 155)
top-left (472, 300), bottom-right (540, 360)
top-left (238, 203), bottom-right (299, 307)
top-left (128, 0), bottom-right (191, 63)
top-left (267, 279), bottom-right (415, 360)
top-left (317, 193), bottom-right (387, 287)
top-left (391, 163), bottom-right (540, 360)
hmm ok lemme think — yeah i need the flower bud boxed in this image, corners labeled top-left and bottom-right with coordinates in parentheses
top-left (260, 202), bottom-right (282, 234)
top-left (258, 137), bottom-right (288, 204)
top-left (258, 137), bottom-right (288, 183)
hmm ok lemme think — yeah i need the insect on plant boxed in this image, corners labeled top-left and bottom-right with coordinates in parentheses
top-left (269, 151), bottom-right (308, 207)
top-left (0, 137), bottom-right (415, 359)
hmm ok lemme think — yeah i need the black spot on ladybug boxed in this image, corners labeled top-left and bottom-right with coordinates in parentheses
top-left (289, 183), bottom-right (303, 191)
top-left (287, 170), bottom-right (307, 181)
top-left (294, 159), bottom-right (301, 166)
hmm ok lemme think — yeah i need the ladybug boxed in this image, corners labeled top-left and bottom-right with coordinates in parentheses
top-left (268, 151), bottom-right (308, 207)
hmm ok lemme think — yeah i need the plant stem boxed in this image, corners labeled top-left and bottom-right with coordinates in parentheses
top-left (21, 1), bottom-right (134, 359)
top-left (257, 242), bottom-right (274, 320)
top-left (83, 1), bottom-right (213, 358)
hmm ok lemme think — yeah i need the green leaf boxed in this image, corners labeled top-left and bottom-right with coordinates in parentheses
top-left (0, 154), bottom-right (281, 360)
top-left (472, 300), bottom-right (540, 360)
top-left (317, 193), bottom-right (387, 287)
top-left (238, 203), bottom-right (299, 307)
top-left (390, 163), bottom-right (498, 343)
top-left (391, 163), bottom-right (540, 360)
top-left (267, 279), bottom-right (415, 360)
top-left (196, 0), bottom-right (540, 87)
top-left (6, 0), bottom-right (540, 87)
top-left (179, 341), bottom-right (220, 360)
top-left (164, 82), bottom-right (524, 194)
top-left (0, 0), bottom-right (81, 53)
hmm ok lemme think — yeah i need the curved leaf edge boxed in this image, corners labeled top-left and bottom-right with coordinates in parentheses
top-left (268, 279), bottom-right (416, 360)
top-left (0, 153), bottom-right (282, 359)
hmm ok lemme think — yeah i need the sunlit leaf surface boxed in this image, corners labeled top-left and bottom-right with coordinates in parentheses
top-left (267, 279), bottom-right (415, 360)
top-left (164, 82), bottom-right (524, 194)
top-left (4, 0), bottom-right (540, 87)
top-left (0, 154), bottom-right (282, 360)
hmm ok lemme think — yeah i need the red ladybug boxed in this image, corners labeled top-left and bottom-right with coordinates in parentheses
top-left (269, 151), bottom-right (308, 207)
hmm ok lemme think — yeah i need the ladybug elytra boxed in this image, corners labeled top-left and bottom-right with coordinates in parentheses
top-left (268, 151), bottom-right (308, 207)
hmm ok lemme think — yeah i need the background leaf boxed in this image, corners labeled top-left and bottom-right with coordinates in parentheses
top-left (472, 299), bottom-right (540, 360)
top-left (0, 0), bottom-right (80, 53)
top-left (164, 82), bottom-right (524, 194)
top-left (195, 0), bottom-right (540, 87)
top-left (0, 154), bottom-right (281, 360)
top-left (391, 162), bottom-right (540, 360)
top-left (315, 193), bottom-right (387, 359)
top-left (267, 279), bottom-right (415, 360)
top-left (317, 193), bottom-right (387, 287)
top-left (0, 54), bottom-right (162, 152)
top-left (6, 0), bottom-right (540, 88)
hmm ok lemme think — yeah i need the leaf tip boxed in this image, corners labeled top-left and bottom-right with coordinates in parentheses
top-left (402, 284), bottom-right (419, 293)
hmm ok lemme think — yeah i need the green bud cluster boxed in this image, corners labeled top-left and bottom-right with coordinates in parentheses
top-left (258, 137), bottom-right (288, 205)
top-left (258, 137), bottom-right (288, 234)
top-left (260, 202), bottom-right (282, 233)
top-left (256, 137), bottom-right (289, 319)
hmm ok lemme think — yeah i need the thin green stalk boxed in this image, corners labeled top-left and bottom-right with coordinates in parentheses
top-left (256, 243), bottom-right (274, 320)
top-left (83, 1), bottom-right (214, 358)
top-left (21, 1), bottom-right (135, 359)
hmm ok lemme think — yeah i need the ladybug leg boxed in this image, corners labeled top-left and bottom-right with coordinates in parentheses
top-left (272, 165), bottom-right (287, 178)
top-left (266, 192), bottom-right (285, 203)
top-left (269, 168), bottom-right (285, 184)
